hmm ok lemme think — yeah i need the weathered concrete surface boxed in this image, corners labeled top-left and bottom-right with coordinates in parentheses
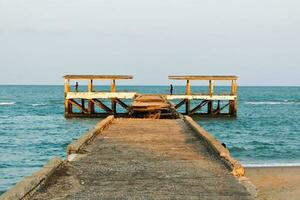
top-left (0, 157), bottom-right (64, 200)
top-left (32, 119), bottom-right (253, 199)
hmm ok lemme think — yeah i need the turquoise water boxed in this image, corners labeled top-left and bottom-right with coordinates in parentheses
top-left (0, 85), bottom-right (300, 194)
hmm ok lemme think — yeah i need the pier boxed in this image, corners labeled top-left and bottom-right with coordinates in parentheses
top-left (64, 75), bottom-right (238, 118)
top-left (0, 75), bottom-right (256, 200)
top-left (1, 116), bottom-right (255, 199)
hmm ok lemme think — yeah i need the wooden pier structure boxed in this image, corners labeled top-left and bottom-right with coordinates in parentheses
top-left (168, 76), bottom-right (238, 117)
top-left (64, 75), bottom-right (238, 118)
top-left (1, 75), bottom-right (256, 199)
top-left (64, 75), bottom-right (135, 118)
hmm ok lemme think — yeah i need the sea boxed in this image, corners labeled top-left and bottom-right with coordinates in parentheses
top-left (0, 85), bottom-right (300, 194)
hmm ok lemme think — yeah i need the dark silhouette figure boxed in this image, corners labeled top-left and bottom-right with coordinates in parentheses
top-left (170, 84), bottom-right (174, 95)
top-left (75, 82), bottom-right (79, 92)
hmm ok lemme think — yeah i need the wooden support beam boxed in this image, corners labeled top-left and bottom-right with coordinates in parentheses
top-left (69, 99), bottom-right (88, 114)
top-left (111, 79), bottom-right (116, 92)
top-left (186, 100), bottom-right (190, 115)
top-left (213, 100), bottom-right (221, 114)
top-left (190, 100), bottom-right (208, 115)
top-left (230, 80), bottom-right (238, 116)
top-left (115, 98), bottom-right (129, 111)
top-left (175, 99), bottom-right (186, 109)
top-left (229, 99), bottom-right (237, 117)
top-left (185, 80), bottom-right (191, 115)
top-left (81, 99), bottom-right (85, 113)
top-left (111, 79), bottom-right (117, 114)
top-left (215, 102), bottom-right (230, 114)
top-left (186, 80), bottom-right (191, 95)
top-left (91, 99), bottom-right (113, 114)
top-left (64, 79), bottom-right (72, 115)
top-left (231, 80), bottom-right (237, 95)
top-left (209, 80), bottom-right (214, 97)
top-left (207, 100), bottom-right (214, 115)
top-left (88, 79), bottom-right (94, 114)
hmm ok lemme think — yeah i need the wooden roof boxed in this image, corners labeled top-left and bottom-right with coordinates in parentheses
top-left (64, 75), bottom-right (133, 80)
top-left (169, 75), bottom-right (238, 80)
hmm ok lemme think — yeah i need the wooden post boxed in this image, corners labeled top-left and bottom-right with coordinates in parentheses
top-left (64, 79), bottom-right (72, 116)
top-left (88, 79), bottom-right (94, 114)
top-left (81, 99), bottom-right (85, 113)
top-left (209, 80), bottom-right (214, 97)
top-left (230, 80), bottom-right (238, 117)
top-left (185, 80), bottom-right (190, 115)
top-left (111, 79), bottom-right (117, 114)
top-left (207, 80), bottom-right (214, 115)
top-left (231, 80), bottom-right (237, 95)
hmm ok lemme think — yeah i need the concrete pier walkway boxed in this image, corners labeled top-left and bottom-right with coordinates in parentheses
top-left (32, 118), bottom-right (252, 199)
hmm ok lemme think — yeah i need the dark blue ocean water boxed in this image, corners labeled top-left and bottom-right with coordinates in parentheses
top-left (0, 85), bottom-right (300, 194)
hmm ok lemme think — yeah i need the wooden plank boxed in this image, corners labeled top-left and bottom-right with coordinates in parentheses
top-left (66, 92), bottom-right (136, 100)
top-left (63, 75), bottom-right (133, 80)
top-left (169, 75), bottom-right (238, 80)
top-left (166, 94), bottom-right (236, 100)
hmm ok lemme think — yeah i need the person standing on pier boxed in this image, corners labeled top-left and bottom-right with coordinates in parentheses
top-left (75, 82), bottom-right (79, 92)
top-left (170, 84), bottom-right (174, 95)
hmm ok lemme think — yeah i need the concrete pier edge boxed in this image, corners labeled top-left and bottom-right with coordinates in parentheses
top-left (183, 115), bottom-right (257, 198)
top-left (0, 157), bottom-right (64, 200)
top-left (66, 115), bottom-right (115, 156)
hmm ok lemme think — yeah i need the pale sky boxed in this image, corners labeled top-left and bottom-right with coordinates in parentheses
top-left (0, 0), bottom-right (299, 85)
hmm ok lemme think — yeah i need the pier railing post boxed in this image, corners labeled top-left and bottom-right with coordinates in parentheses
top-left (88, 79), bottom-right (95, 114)
top-left (185, 80), bottom-right (190, 115)
top-left (207, 80), bottom-right (214, 115)
top-left (111, 79), bottom-right (117, 114)
top-left (230, 80), bottom-right (238, 117)
top-left (64, 79), bottom-right (72, 117)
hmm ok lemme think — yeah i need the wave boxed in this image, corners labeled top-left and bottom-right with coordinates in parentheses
top-left (0, 102), bottom-right (15, 106)
top-left (244, 162), bottom-right (300, 167)
top-left (245, 101), bottom-right (300, 105)
top-left (31, 103), bottom-right (47, 107)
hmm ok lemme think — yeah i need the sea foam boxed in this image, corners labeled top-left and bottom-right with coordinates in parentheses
top-left (0, 102), bottom-right (15, 106)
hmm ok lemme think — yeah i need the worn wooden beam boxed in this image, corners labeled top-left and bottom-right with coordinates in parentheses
top-left (174, 99), bottom-right (186, 109)
top-left (209, 80), bottom-right (214, 97)
top-left (88, 79), bottom-right (94, 114)
top-left (214, 102), bottom-right (230, 115)
top-left (166, 94), bottom-right (236, 101)
top-left (69, 99), bottom-right (89, 114)
top-left (110, 79), bottom-right (117, 114)
top-left (64, 79), bottom-right (72, 115)
top-left (66, 92), bottom-right (136, 100)
top-left (91, 99), bottom-right (113, 114)
top-left (207, 100), bottom-right (213, 115)
top-left (169, 75), bottom-right (238, 81)
top-left (63, 75), bottom-right (133, 80)
top-left (190, 100), bottom-right (208, 115)
top-left (115, 98), bottom-right (129, 111)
